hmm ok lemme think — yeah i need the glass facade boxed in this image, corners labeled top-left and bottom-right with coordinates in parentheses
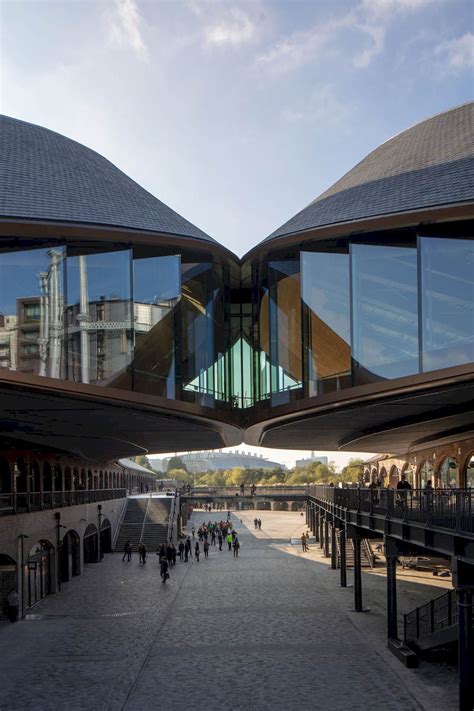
top-left (0, 230), bottom-right (472, 412)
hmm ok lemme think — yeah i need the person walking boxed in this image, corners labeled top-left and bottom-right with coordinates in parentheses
top-left (233, 536), bottom-right (240, 557)
top-left (195, 542), bottom-right (200, 562)
top-left (138, 542), bottom-right (147, 564)
top-left (191, 526), bottom-right (195, 539)
top-left (122, 540), bottom-right (132, 562)
top-left (171, 544), bottom-right (177, 566)
top-left (257, 518), bottom-right (262, 530)
top-left (301, 533), bottom-right (308, 552)
top-left (178, 540), bottom-right (185, 560)
top-left (203, 540), bottom-right (210, 558)
top-left (226, 532), bottom-right (233, 551)
top-left (160, 558), bottom-right (169, 583)
top-left (185, 536), bottom-right (192, 558)
top-left (217, 532), bottom-right (223, 551)
top-left (7, 589), bottom-right (19, 622)
top-left (254, 517), bottom-right (258, 530)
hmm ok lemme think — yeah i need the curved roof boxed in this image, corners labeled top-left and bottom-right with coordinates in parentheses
top-left (0, 115), bottom-right (215, 243)
top-left (266, 102), bottom-right (474, 243)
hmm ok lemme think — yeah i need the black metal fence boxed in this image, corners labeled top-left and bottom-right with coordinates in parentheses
top-left (0, 489), bottom-right (127, 515)
top-left (309, 486), bottom-right (474, 534)
top-left (403, 588), bottom-right (457, 642)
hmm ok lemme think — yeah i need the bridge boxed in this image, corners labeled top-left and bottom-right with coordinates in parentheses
top-left (182, 485), bottom-right (307, 511)
top-left (306, 485), bottom-right (473, 711)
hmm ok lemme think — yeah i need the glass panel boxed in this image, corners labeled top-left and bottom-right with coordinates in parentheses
top-left (351, 244), bottom-right (419, 382)
top-left (438, 457), bottom-right (458, 489)
top-left (66, 249), bottom-right (132, 385)
top-left (465, 456), bottom-right (474, 488)
top-left (0, 247), bottom-right (65, 378)
top-left (301, 251), bottom-right (351, 396)
top-left (268, 261), bottom-right (302, 405)
top-left (418, 461), bottom-right (434, 489)
top-left (420, 237), bottom-right (474, 371)
top-left (181, 262), bottom-right (215, 406)
top-left (132, 255), bottom-right (180, 399)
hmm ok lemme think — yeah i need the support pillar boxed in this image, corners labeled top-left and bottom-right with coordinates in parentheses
top-left (385, 537), bottom-right (398, 640)
top-left (352, 536), bottom-right (369, 612)
top-left (339, 528), bottom-right (347, 587)
top-left (454, 559), bottom-right (474, 711)
top-left (314, 509), bottom-right (319, 543)
top-left (331, 523), bottom-right (337, 570)
top-left (319, 514), bottom-right (324, 550)
top-left (324, 518), bottom-right (329, 558)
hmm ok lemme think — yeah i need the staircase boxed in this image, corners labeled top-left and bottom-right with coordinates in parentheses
top-left (114, 497), bottom-right (172, 552)
top-left (404, 589), bottom-right (460, 652)
top-left (337, 537), bottom-right (374, 569)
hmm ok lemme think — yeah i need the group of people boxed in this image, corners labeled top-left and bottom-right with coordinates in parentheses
top-left (253, 517), bottom-right (263, 530)
top-left (190, 519), bottom-right (241, 556)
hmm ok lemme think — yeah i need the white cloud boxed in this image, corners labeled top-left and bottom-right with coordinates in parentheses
top-left (259, 0), bottom-right (436, 72)
top-left (281, 85), bottom-right (350, 126)
top-left (105, 0), bottom-right (149, 61)
top-left (205, 7), bottom-right (258, 47)
top-left (434, 32), bottom-right (474, 70)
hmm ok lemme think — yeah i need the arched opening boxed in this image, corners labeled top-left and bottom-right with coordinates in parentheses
top-left (87, 469), bottom-right (93, 490)
top-left (256, 501), bottom-right (271, 510)
top-left (99, 471), bottom-right (104, 489)
top-left (0, 458), bottom-right (12, 494)
top-left (0, 554), bottom-right (17, 620)
top-left (15, 458), bottom-right (28, 493)
top-left (43, 461), bottom-right (53, 492)
top-left (389, 465), bottom-right (399, 489)
top-left (401, 462), bottom-right (414, 486)
top-left (290, 501), bottom-right (302, 511)
top-left (100, 518), bottom-right (112, 554)
top-left (30, 460), bottom-right (41, 492)
top-left (26, 540), bottom-right (54, 609)
top-left (371, 468), bottom-right (378, 483)
top-left (83, 524), bottom-right (99, 564)
top-left (461, 452), bottom-right (474, 488)
top-left (72, 467), bottom-right (79, 491)
top-left (417, 460), bottom-right (434, 489)
top-left (272, 501), bottom-right (289, 511)
top-left (64, 467), bottom-right (72, 492)
top-left (437, 456), bottom-right (458, 488)
top-left (379, 467), bottom-right (388, 487)
top-left (53, 464), bottom-right (62, 492)
top-left (80, 468), bottom-right (87, 490)
top-left (60, 530), bottom-right (81, 582)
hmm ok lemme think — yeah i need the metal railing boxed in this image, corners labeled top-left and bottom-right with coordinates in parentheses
top-left (309, 486), bottom-right (474, 535)
top-left (404, 588), bottom-right (457, 642)
top-left (186, 486), bottom-right (309, 498)
top-left (0, 489), bottom-right (127, 515)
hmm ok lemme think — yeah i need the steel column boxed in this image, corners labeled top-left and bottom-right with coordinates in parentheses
top-left (324, 518), bottom-right (329, 558)
top-left (353, 537), bottom-right (363, 612)
top-left (458, 587), bottom-right (473, 711)
top-left (339, 528), bottom-right (347, 587)
top-left (386, 554), bottom-right (398, 639)
top-left (331, 523), bottom-right (337, 570)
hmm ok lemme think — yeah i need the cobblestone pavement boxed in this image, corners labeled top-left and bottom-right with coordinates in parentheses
top-left (0, 511), bottom-right (456, 711)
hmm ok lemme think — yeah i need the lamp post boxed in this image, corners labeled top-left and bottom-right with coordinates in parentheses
top-left (18, 534), bottom-right (29, 619)
top-left (55, 512), bottom-right (66, 592)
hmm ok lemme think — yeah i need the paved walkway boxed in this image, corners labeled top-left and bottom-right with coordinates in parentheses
top-left (0, 511), bottom-right (456, 710)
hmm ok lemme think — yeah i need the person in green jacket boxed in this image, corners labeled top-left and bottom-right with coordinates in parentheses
top-left (226, 532), bottom-right (233, 551)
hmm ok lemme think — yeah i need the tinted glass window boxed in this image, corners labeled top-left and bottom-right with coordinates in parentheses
top-left (301, 251), bottom-right (351, 396)
top-left (420, 237), bottom-right (474, 371)
top-left (351, 244), bottom-right (419, 382)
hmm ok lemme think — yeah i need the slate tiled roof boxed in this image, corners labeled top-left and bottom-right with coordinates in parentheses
top-left (0, 115), bottom-right (216, 243)
top-left (266, 102), bottom-right (474, 242)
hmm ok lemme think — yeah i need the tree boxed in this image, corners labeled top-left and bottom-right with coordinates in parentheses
top-left (167, 456), bottom-right (188, 473)
top-left (340, 458), bottom-right (365, 484)
top-left (168, 468), bottom-right (193, 485)
top-left (133, 455), bottom-right (154, 471)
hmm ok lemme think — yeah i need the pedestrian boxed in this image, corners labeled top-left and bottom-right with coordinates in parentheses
top-left (7, 589), bottom-right (19, 622)
top-left (191, 526), bottom-right (195, 538)
top-left (171, 544), bottom-right (177, 566)
top-left (178, 540), bottom-right (185, 560)
top-left (218, 532), bottom-right (223, 551)
top-left (301, 533), bottom-right (308, 552)
top-left (122, 539), bottom-right (132, 562)
top-left (203, 540), bottom-right (210, 558)
top-left (233, 536), bottom-right (240, 557)
top-left (257, 518), bottom-right (262, 530)
top-left (226, 532), bottom-right (233, 551)
top-left (160, 558), bottom-right (169, 583)
top-left (185, 536), bottom-right (193, 558)
top-left (254, 517), bottom-right (258, 530)
top-left (211, 530), bottom-right (216, 546)
top-left (138, 542), bottom-right (147, 564)
top-left (166, 543), bottom-right (173, 567)
top-left (195, 542), bottom-right (200, 562)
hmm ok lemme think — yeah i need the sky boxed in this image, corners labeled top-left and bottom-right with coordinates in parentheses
top-left (1, 0), bottom-right (473, 468)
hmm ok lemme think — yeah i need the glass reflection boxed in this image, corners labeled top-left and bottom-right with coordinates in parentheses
top-left (351, 244), bottom-right (419, 382)
top-left (420, 237), bottom-right (474, 372)
top-left (301, 251), bottom-right (351, 396)
top-left (0, 247), bottom-right (65, 378)
top-left (132, 255), bottom-right (181, 399)
top-left (66, 249), bottom-right (132, 385)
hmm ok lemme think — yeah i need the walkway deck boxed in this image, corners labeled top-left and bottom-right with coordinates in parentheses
top-left (0, 512), bottom-right (456, 710)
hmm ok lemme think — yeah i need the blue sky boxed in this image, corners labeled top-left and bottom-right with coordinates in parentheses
top-left (1, 0), bottom-right (472, 467)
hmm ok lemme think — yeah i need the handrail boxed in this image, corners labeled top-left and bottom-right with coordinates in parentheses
top-left (139, 497), bottom-right (150, 544)
top-left (112, 497), bottom-right (129, 550)
top-left (0, 489), bottom-right (127, 515)
top-left (308, 486), bottom-right (474, 535)
top-left (403, 588), bottom-right (457, 642)
top-left (167, 491), bottom-right (178, 543)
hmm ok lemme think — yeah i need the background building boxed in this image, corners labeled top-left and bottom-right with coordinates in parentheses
top-left (155, 450), bottom-right (285, 473)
